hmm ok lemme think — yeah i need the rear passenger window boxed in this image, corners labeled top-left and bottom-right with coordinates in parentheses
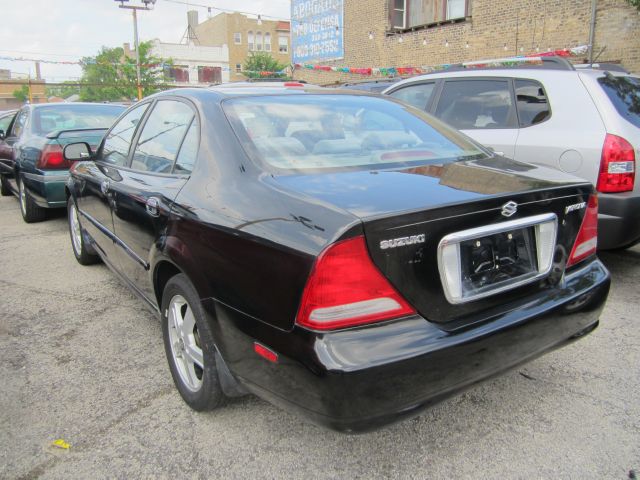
top-left (131, 100), bottom-right (194, 173)
top-left (388, 83), bottom-right (436, 110)
top-left (174, 118), bottom-right (199, 174)
top-left (435, 80), bottom-right (514, 130)
top-left (515, 79), bottom-right (550, 127)
top-left (102, 103), bottom-right (149, 166)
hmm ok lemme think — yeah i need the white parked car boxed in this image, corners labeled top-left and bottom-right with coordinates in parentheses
top-left (383, 58), bottom-right (639, 250)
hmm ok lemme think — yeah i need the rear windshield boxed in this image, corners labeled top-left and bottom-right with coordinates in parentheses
top-left (598, 75), bottom-right (640, 128)
top-left (32, 104), bottom-right (125, 135)
top-left (223, 94), bottom-right (488, 173)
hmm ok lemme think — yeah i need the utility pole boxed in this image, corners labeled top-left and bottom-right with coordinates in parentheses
top-left (115, 0), bottom-right (157, 101)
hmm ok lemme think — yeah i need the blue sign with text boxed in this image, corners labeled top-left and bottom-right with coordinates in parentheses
top-left (291, 0), bottom-right (344, 64)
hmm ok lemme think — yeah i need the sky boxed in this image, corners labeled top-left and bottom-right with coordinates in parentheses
top-left (0, 0), bottom-right (291, 82)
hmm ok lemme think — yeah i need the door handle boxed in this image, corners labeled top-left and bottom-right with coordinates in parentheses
top-left (100, 180), bottom-right (110, 195)
top-left (146, 196), bottom-right (160, 217)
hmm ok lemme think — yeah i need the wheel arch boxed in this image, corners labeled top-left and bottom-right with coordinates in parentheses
top-left (153, 259), bottom-right (183, 309)
top-left (153, 255), bottom-right (248, 398)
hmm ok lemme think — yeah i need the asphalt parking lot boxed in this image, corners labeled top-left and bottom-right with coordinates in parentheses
top-left (0, 193), bottom-right (638, 480)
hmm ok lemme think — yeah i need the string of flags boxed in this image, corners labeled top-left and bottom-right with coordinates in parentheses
top-left (1, 44), bottom-right (590, 78)
top-left (294, 44), bottom-right (590, 76)
top-left (0, 54), bottom-right (290, 77)
top-left (0, 55), bottom-right (169, 68)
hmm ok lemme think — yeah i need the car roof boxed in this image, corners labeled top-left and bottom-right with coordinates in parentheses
top-left (386, 68), bottom-right (639, 93)
top-left (29, 102), bottom-right (127, 110)
top-left (385, 57), bottom-right (637, 92)
top-left (146, 85), bottom-right (398, 104)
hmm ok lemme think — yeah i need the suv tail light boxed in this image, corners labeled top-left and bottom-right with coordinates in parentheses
top-left (37, 144), bottom-right (69, 170)
top-left (596, 134), bottom-right (635, 193)
top-left (296, 236), bottom-right (416, 330)
top-left (567, 195), bottom-right (598, 267)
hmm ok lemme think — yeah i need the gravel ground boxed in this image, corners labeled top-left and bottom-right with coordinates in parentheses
top-left (0, 193), bottom-right (638, 480)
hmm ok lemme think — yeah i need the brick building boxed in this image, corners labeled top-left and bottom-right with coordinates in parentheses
top-left (294, 0), bottom-right (640, 85)
top-left (0, 79), bottom-right (47, 109)
top-left (194, 11), bottom-right (291, 81)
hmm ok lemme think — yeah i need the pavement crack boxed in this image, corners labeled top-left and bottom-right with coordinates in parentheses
top-left (519, 371), bottom-right (536, 380)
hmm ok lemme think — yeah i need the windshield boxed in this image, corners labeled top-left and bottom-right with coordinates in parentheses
top-left (32, 104), bottom-right (125, 135)
top-left (223, 94), bottom-right (488, 172)
top-left (598, 75), bottom-right (640, 129)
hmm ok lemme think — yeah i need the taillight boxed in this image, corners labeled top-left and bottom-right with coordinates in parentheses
top-left (567, 195), bottom-right (598, 267)
top-left (596, 134), bottom-right (635, 193)
top-left (296, 236), bottom-right (416, 330)
top-left (37, 144), bottom-right (69, 170)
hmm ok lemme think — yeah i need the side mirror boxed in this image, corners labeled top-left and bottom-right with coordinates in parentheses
top-left (0, 130), bottom-right (5, 141)
top-left (63, 142), bottom-right (92, 162)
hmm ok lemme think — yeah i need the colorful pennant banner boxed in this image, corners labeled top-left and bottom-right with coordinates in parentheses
top-left (294, 45), bottom-right (590, 76)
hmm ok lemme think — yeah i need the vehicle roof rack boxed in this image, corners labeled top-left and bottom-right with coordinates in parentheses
top-left (245, 77), bottom-right (306, 83)
top-left (341, 78), bottom-right (401, 87)
top-left (420, 55), bottom-right (576, 75)
top-left (574, 63), bottom-right (630, 74)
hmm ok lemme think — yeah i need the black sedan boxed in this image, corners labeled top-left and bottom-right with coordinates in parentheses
top-left (63, 85), bottom-right (610, 432)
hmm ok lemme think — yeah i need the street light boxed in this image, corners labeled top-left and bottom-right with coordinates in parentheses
top-left (115, 0), bottom-right (157, 100)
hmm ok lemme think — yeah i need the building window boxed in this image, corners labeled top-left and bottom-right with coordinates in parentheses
top-left (164, 65), bottom-right (189, 83)
top-left (278, 35), bottom-right (288, 53)
top-left (446, 0), bottom-right (466, 19)
top-left (264, 32), bottom-right (271, 52)
top-left (392, 0), bottom-right (405, 29)
top-left (234, 32), bottom-right (242, 44)
top-left (392, 0), bottom-right (470, 30)
top-left (236, 63), bottom-right (242, 73)
top-left (198, 66), bottom-right (221, 84)
top-left (248, 31), bottom-right (254, 51)
top-left (256, 31), bottom-right (263, 51)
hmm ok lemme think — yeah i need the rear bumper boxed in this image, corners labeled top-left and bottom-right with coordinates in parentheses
top-left (598, 191), bottom-right (640, 249)
top-left (209, 259), bottom-right (610, 433)
top-left (22, 171), bottom-right (68, 208)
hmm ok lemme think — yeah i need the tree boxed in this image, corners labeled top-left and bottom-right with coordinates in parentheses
top-left (243, 52), bottom-right (289, 79)
top-left (12, 85), bottom-right (29, 103)
top-left (627, 0), bottom-right (640, 10)
top-left (46, 81), bottom-right (80, 100)
top-left (77, 41), bottom-right (170, 102)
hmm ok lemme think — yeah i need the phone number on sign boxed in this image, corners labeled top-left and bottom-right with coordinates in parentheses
top-left (295, 39), bottom-right (340, 58)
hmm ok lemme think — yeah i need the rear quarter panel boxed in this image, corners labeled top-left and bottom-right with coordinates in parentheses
top-left (513, 72), bottom-right (606, 185)
top-left (161, 94), bottom-right (360, 331)
top-left (579, 72), bottom-right (640, 196)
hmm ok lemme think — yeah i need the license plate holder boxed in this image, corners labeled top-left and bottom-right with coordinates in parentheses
top-left (438, 213), bottom-right (558, 304)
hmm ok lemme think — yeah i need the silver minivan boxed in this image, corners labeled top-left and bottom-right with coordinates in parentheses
top-left (384, 60), bottom-right (640, 250)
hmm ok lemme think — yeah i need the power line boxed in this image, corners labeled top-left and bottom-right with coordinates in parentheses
top-left (0, 49), bottom-right (83, 58)
top-left (159, 0), bottom-right (290, 21)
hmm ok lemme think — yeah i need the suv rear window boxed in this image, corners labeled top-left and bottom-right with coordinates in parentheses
top-left (598, 75), bottom-right (640, 129)
top-left (223, 94), bottom-right (487, 172)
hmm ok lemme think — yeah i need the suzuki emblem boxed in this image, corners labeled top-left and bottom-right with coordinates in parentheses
top-left (501, 201), bottom-right (518, 217)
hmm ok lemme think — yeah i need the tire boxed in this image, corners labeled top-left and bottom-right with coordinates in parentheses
top-left (18, 175), bottom-right (46, 223)
top-left (67, 197), bottom-right (99, 265)
top-left (0, 175), bottom-right (11, 196)
top-left (161, 273), bottom-right (226, 411)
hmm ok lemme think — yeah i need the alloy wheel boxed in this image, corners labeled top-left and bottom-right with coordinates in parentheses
top-left (69, 202), bottom-right (83, 256)
top-left (18, 178), bottom-right (26, 215)
top-left (167, 294), bottom-right (204, 392)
